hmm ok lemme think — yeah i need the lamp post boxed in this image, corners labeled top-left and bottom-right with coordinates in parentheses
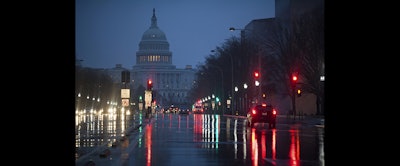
top-left (229, 27), bottom-right (247, 45)
top-left (228, 28), bottom-right (246, 115)
top-left (234, 86), bottom-right (238, 115)
top-left (207, 64), bottom-right (224, 114)
top-left (211, 49), bottom-right (234, 115)
top-left (243, 83), bottom-right (248, 114)
top-left (319, 75), bottom-right (325, 116)
top-left (230, 27), bottom-right (262, 105)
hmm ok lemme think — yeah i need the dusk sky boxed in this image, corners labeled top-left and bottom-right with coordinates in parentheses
top-left (76, 0), bottom-right (275, 69)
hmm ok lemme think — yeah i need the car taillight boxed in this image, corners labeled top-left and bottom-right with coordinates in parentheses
top-left (252, 109), bottom-right (257, 115)
top-left (272, 109), bottom-right (276, 115)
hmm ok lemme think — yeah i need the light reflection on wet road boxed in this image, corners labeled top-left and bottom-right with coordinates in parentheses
top-left (75, 111), bottom-right (324, 166)
top-left (125, 113), bottom-right (323, 166)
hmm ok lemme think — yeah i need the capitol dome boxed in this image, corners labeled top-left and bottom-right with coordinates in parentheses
top-left (141, 8), bottom-right (167, 41)
top-left (135, 8), bottom-right (174, 68)
top-left (141, 26), bottom-right (167, 41)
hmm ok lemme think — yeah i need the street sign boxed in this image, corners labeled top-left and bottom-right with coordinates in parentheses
top-left (144, 90), bottom-right (152, 109)
top-left (121, 89), bottom-right (130, 98)
top-left (122, 99), bottom-right (129, 107)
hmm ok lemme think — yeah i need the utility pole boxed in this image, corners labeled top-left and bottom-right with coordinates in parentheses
top-left (291, 74), bottom-right (298, 120)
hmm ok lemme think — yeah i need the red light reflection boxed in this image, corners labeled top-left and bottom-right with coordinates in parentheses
top-left (261, 131), bottom-right (266, 160)
top-left (289, 129), bottom-right (300, 166)
top-left (251, 128), bottom-right (258, 166)
top-left (193, 114), bottom-right (203, 143)
top-left (272, 129), bottom-right (276, 160)
top-left (146, 124), bottom-right (152, 166)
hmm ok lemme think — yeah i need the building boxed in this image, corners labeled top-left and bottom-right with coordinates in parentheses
top-left (107, 8), bottom-right (196, 109)
top-left (131, 8), bottom-right (196, 109)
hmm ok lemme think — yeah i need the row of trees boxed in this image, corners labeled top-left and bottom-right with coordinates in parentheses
top-left (188, 6), bottom-right (324, 115)
top-left (75, 66), bottom-right (117, 110)
top-left (75, 66), bottom-right (161, 111)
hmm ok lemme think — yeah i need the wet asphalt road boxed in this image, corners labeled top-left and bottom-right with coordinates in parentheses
top-left (76, 112), bottom-right (324, 166)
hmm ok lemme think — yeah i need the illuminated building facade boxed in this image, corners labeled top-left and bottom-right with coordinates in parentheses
top-left (130, 8), bottom-right (196, 108)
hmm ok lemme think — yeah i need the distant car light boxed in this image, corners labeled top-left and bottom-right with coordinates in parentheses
top-left (252, 109), bottom-right (257, 114)
top-left (273, 109), bottom-right (276, 115)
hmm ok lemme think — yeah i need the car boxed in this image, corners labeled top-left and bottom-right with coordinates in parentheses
top-left (246, 103), bottom-right (277, 128)
top-left (193, 105), bottom-right (204, 114)
top-left (179, 109), bottom-right (190, 115)
top-left (168, 105), bottom-right (179, 113)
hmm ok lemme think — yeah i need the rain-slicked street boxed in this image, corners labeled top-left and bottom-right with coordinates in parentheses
top-left (75, 1), bottom-right (325, 165)
top-left (75, 111), bottom-right (324, 166)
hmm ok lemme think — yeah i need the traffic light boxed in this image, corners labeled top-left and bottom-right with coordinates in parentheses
top-left (254, 71), bottom-right (260, 79)
top-left (297, 89), bottom-right (302, 97)
top-left (291, 74), bottom-right (298, 87)
top-left (121, 70), bottom-right (130, 83)
top-left (147, 79), bottom-right (153, 90)
top-left (292, 75), bottom-right (298, 82)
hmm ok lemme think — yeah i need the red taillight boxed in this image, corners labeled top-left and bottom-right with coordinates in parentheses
top-left (252, 109), bottom-right (257, 114)
top-left (272, 109), bottom-right (276, 115)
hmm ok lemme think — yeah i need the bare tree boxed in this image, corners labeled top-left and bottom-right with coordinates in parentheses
top-left (295, 7), bottom-right (325, 115)
top-left (263, 19), bottom-right (302, 96)
top-left (261, 5), bottom-right (324, 115)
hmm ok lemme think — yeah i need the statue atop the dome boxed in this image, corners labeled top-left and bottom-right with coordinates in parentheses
top-left (151, 8), bottom-right (158, 28)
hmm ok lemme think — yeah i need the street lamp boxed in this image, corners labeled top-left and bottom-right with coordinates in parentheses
top-left (230, 27), bottom-right (259, 104)
top-left (319, 75), bottom-right (325, 115)
top-left (206, 64), bottom-right (224, 113)
top-left (229, 27), bottom-right (247, 46)
top-left (243, 83), bottom-right (248, 113)
top-left (211, 49), bottom-right (234, 115)
top-left (234, 86), bottom-right (239, 115)
top-left (228, 28), bottom-right (248, 115)
top-left (230, 27), bottom-right (265, 105)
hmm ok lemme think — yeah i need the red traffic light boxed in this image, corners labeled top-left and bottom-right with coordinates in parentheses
top-left (292, 75), bottom-right (297, 81)
top-left (147, 79), bottom-right (153, 90)
top-left (254, 71), bottom-right (260, 78)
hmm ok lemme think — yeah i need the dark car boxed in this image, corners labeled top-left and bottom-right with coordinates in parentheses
top-left (192, 105), bottom-right (204, 114)
top-left (168, 105), bottom-right (179, 113)
top-left (246, 104), bottom-right (277, 128)
top-left (179, 108), bottom-right (190, 115)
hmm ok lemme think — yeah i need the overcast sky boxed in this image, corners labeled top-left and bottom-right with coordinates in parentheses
top-left (76, 0), bottom-right (275, 69)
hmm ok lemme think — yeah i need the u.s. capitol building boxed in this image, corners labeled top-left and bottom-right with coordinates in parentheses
top-left (106, 8), bottom-right (196, 109)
